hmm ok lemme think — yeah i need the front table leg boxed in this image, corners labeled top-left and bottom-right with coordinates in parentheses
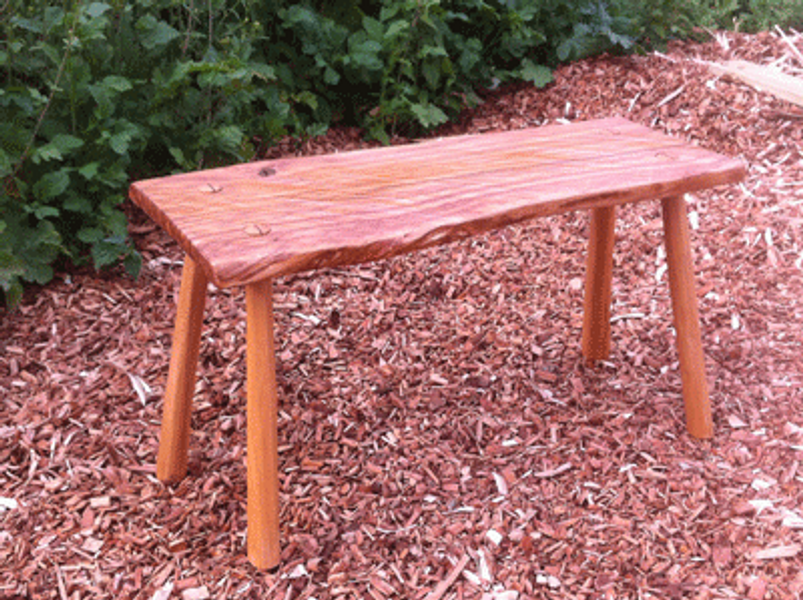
top-left (245, 279), bottom-right (281, 569)
top-left (661, 195), bottom-right (714, 439)
top-left (581, 206), bottom-right (616, 361)
top-left (157, 256), bottom-right (209, 483)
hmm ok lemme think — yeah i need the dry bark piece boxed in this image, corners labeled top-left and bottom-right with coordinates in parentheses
top-left (754, 544), bottom-right (802, 560)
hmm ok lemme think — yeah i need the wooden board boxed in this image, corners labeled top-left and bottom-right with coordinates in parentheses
top-left (129, 117), bottom-right (746, 288)
top-left (710, 60), bottom-right (803, 108)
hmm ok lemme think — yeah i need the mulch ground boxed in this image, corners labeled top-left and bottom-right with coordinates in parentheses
top-left (2, 29), bottom-right (803, 600)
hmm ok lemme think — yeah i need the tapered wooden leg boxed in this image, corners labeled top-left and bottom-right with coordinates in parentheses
top-left (581, 206), bottom-right (616, 362)
top-left (661, 196), bottom-right (714, 439)
top-left (245, 279), bottom-right (281, 570)
top-left (157, 256), bottom-right (209, 483)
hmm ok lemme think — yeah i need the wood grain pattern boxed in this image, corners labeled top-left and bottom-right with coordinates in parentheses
top-left (245, 279), bottom-right (281, 569)
top-left (156, 257), bottom-right (208, 483)
top-left (581, 206), bottom-right (616, 362)
top-left (662, 196), bottom-right (714, 439)
top-left (129, 118), bottom-right (746, 288)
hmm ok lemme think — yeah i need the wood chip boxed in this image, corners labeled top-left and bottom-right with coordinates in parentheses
top-left (754, 545), bottom-right (802, 560)
top-left (530, 463), bottom-right (573, 478)
top-left (424, 554), bottom-right (470, 600)
top-left (181, 586), bottom-right (210, 600)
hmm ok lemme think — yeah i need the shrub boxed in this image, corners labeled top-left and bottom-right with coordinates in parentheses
top-left (2, 0), bottom-right (796, 307)
top-left (1, 1), bottom-right (284, 306)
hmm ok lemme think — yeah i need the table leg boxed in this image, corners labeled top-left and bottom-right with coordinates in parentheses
top-left (661, 195), bottom-right (713, 439)
top-left (245, 279), bottom-right (281, 570)
top-left (581, 206), bottom-right (616, 362)
top-left (157, 256), bottom-right (209, 483)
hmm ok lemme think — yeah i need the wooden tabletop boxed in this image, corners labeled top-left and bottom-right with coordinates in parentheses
top-left (129, 117), bottom-right (746, 288)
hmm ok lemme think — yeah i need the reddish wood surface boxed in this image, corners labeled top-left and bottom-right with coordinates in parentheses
top-left (245, 279), bottom-right (281, 569)
top-left (662, 196), bottom-right (714, 439)
top-left (581, 206), bottom-right (616, 362)
top-left (129, 117), bottom-right (746, 288)
top-left (156, 257), bottom-right (208, 483)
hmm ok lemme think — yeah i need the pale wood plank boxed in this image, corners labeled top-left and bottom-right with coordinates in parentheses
top-left (710, 60), bottom-right (803, 108)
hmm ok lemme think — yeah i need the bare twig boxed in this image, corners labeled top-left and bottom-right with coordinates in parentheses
top-left (11, 27), bottom-right (74, 178)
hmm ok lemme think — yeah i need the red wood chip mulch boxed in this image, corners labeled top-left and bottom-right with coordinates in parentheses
top-left (2, 30), bottom-right (802, 600)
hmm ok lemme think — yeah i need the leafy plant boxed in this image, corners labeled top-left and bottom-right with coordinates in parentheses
top-left (737, 0), bottom-right (803, 31)
top-left (1, 1), bottom-right (284, 307)
top-left (2, 0), bottom-right (796, 307)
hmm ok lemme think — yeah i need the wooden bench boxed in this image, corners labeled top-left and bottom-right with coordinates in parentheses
top-left (129, 117), bottom-right (745, 569)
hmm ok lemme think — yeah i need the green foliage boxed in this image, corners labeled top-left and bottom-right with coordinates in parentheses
top-left (734, 0), bottom-right (803, 31)
top-left (613, 0), bottom-right (803, 41)
top-left (1, 0), bottom-right (281, 307)
top-left (1, 0), bottom-right (798, 307)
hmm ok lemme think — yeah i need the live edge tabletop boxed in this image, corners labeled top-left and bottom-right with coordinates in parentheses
top-left (129, 117), bottom-right (745, 289)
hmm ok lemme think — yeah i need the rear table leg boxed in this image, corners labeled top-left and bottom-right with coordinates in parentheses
top-left (582, 206), bottom-right (616, 362)
top-left (245, 279), bottom-right (281, 570)
top-left (661, 195), bottom-right (713, 439)
top-left (157, 256), bottom-right (208, 483)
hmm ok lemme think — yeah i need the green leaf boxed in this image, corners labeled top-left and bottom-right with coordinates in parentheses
top-left (324, 66), bottom-right (340, 86)
top-left (294, 92), bottom-right (318, 111)
top-left (419, 45), bottom-right (449, 59)
top-left (349, 38), bottom-right (384, 71)
top-left (520, 59), bottom-right (553, 88)
top-left (34, 206), bottom-right (60, 219)
top-left (85, 2), bottom-right (112, 19)
top-left (211, 125), bottom-right (245, 155)
top-left (607, 30), bottom-right (634, 50)
top-left (250, 63), bottom-right (277, 82)
top-left (410, 102), bottom-right (448, 128)
top-left (24, 221), bottom-right (62, 268)
top-left (458, 38), bottom-right (483, 73)
top-left (78, 227), bottom-right (105, 244)
top-left (168, 147), bottom-right (187, 167)
top-left (91, 239), bottom-right (124, 268)
top-left (35, 134), bottom-right (85, 162)
top-left (25, 261), bottom-right (54, 285)
top-left (103, 210), bottom-right (129, 238)
top-left (368, 124), bottom-right (390, 146)
top-left (78, 162), bottom-right (100, 180)
top-left (0, 251), bottom-right (26, 289)
top-left (421, 60), bottom-right (441, 90)
top-left (384, 20), bottom-right (409, 40)
top-left (101, 75), bottom-right (133, 93)
top-left (0, 149), bottom-right (12, 178)
top-left (32, 170), bottom-right (70, 201)
top-left (124, 249), bottom-right (142, 278)
top-left (109, 132), bottom-right (131, 154)
top-left (11, 16), bottom-right (44, 35)
top-left (362, 16), bottom-right (384, 41)
top-left (136, 15), bottom-right (180, 51)
top-left (107, 122), bottom-right (143, 156)
top-left (2, 280), bottom-right (23, 307)
top-left (65, 196), bottom-right (93, 213)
